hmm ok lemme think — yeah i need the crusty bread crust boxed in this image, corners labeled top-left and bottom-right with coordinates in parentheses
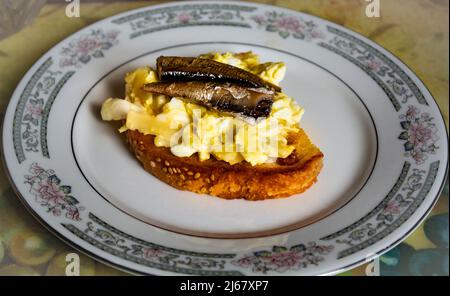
top-left (126, 128), bottom-right (323, 200)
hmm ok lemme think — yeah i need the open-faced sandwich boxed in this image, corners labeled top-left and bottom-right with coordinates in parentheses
top-left (101, 52), bottom-right (323, 200)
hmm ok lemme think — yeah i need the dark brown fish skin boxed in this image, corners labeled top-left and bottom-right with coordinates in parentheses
top-left (156, 56), bottom-right (282, 92)
top-left (143, 81), bottom-right (274, 118)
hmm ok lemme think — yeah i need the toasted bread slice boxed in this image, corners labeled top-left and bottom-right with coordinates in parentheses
top-left (126, 128), bottom-right (323, 200)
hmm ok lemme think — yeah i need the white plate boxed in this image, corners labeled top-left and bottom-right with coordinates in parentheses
top-left (2, 1), bottom-right (448, 275)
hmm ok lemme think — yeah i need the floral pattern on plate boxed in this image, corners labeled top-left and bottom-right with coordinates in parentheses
top-left (25, 163), bottom-right (84, 221)
top-left (337, 167), bottom-right (425, 246)
top-left (59, 29), bottom-right (120, 68)
top-left (62, 212), bottom-right (242, 275)
top-left (318, 26), bottom-right (429, 111)
top-left (84, 219), bottom-right (228, 272)
top-left (231, 243), bottom-right (333, 273)
top-left (111, 4), bottom-right (256, 39)
top-left (251, 11), bottom-right (325, 40)
top-left (399, 105), bottom-right (439, 165)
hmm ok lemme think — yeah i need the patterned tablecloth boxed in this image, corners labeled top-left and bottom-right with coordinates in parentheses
top-left (0, 0), bottom-right (448, 276)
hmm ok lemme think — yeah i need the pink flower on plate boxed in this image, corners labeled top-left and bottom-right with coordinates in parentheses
top-left (37, 179), bottom-right (66, 205)
top-left (26, 103), bottom-right (43, 118)
top-left (142, 248), bottom-right (165, 259)
top-left (409, 121), bottom-right (434, 147)
top-left (177, 12), bottom-right (191, 24)
top-left (405, 105), bottom-right (420, 121)
top-left (251, 15), bottom-right (266, 25)
top-left (275, 16), bottom-right (302, 32)
top-left (59, 58), bottom-right (76, 68)
top-left (232, 256), bottom-right (253, 268)
top-left (75, 36), bottom-right (101, 55)
top-left (399, 105), bottom-right (439, 164)
top-left (25, 164), bottom-right (84, 221)
top-left (311, 30), bottom-right (325, 39)
top-left (65, 205), bottom-right (81, 221)
top-left (366, 58), bottom-right (382, 71)
top-left (262, 251), bottom-right (303, 272)
top-left (384, 201), bottom-right (401, 215)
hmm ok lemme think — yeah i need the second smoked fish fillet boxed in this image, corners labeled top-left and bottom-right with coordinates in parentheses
top-left (143, 81), bottom-right (274, 118)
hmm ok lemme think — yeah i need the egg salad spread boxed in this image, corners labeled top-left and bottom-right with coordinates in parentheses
top-left (101, 52), bottom-right (304, 166)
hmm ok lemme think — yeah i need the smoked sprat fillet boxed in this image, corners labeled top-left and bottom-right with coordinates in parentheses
top-left (156, 56), bottom-right (282, 92)
top-left (143, 81), bottom-right (274, 118)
